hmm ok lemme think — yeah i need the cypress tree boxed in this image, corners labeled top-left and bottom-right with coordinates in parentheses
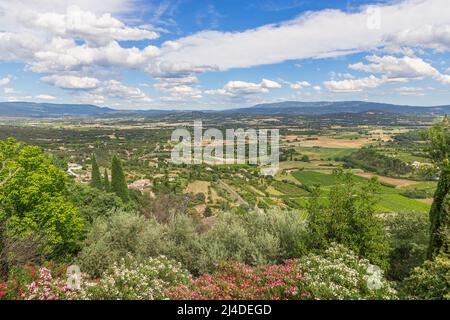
top-left (111, 155), bottom-right (128, 202)
top-left (90, 154), bottom-right (102, 190)
top-left (426, 116), bottom-right (450, 258)
top-left (103, 168), bottom-right (110, 192)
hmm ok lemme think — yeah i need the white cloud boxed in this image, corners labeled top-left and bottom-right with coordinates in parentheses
top-left (29, 39), bottom-right (160, 73)
top-left (160, 85), bottom-right (202, 101)
top-left (0, 77), bottom-right (11, 86)
top-left (35, 94), bottom-right (57, 100)
top-left (350, 55), bottom-right (450, 84)
top-left (324, 75), bottom-right (387, 92)
top-left (350, 55), bottom-right (438, 80)
top-left (3, 87), bottom-right (17, 94)
top-left (153, 0), bottom-right (450, 73)
top-left (95, 80), bottom-right (151, 102)
top-left (290, 81), bottom-right (311, 90)
top-left (28, 5), bottom-right (158, 46)
top-left (0, 0), bottom-right (449, 107)
top-left (206, 79), bottom-right (281, 97)
top-left (386, 25), bottom-right (450, 52)
top-left (313, 86), bottom-right (322, 91)
top-left (396, 86), bottom-right (426, 96)
top-left (42, 75), bottom-right (101, 89)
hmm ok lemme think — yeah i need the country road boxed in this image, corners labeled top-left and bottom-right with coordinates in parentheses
top-left (218, 179), bottom-right (249, 207)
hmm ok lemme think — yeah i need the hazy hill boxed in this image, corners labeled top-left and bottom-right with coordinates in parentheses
top-left (1, 100), bottom-right (449, 117)
top-left (226, 101), bottom-right (450, 115)
top-left (0, 102), bottom-right (115, 117)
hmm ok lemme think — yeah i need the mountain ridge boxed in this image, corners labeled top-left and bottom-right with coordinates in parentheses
top-left (0, 100), bottom-right (449, 117)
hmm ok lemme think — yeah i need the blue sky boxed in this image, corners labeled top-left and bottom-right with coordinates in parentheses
top-left (0, 0), bottom-right (449, 109)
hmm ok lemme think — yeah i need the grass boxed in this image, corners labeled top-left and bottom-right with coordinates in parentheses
top-left (291, 170), bottom-right (432, 213)
top-left (272, 181), bottom-right (309, 196)
top-left (376, 194), bottom-right (431, 213)
top-left (295, 147), bottom-right (357, 160)
top-left (293, 170), bottom-right (338, 186)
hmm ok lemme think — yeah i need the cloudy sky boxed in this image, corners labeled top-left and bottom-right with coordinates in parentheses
top-left (0, 0), bottom-right (449, 109)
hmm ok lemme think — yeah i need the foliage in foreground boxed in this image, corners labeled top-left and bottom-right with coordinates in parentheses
top-left (80, 255), bottom-right (190, 300)
top-left (0, 138), bottom-right (84, 264)
top-left (384, 212), bottom-right (429, 281)
top-left (307, 169), bottom-right (391, 269)
top-left (77, 209), bottom-right (308, 277)
top-left (403, 253), bottom-right (450, 300)
top-left (0, 262), bottom-right (76, 300)
top-left (168, 244), bottom-right (396, 300)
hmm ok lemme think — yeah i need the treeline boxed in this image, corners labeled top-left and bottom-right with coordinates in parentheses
top-left (340, 147), bottom-right (412, 176)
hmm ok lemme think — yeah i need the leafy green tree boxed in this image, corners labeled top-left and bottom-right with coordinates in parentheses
top-left (111, 155), bottom-right (129, 202)
top-left (66, 183), bottom-right (124, 223)
top-left (103, 168), bottom-right (110, 192)
top-left (307, 169), bottom-right (390, 269)
top-left (0, 138), bottom-right (84, 260)
top-left (90, 154), bottom-right (102, 190)
top-left (425, 116), bottom-right (450, 258)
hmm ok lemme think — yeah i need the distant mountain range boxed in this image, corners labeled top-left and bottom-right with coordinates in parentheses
top-left (0, 102), bottom-right (172, 117)
top-left (0, 100), bottom-right (449, 118)
top-left (225, 101), bottom-right (450, 115)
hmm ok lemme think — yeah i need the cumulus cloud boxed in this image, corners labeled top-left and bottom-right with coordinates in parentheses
top-left (350, 55), bottom-right (438, 80)
top-left (41, 75), bottom-right (150, 103)
top-left (290, 81), bottom-right (311, 90)
top-left (42, 75), bottom-right (101, 89)
top-left (324, 75), bottom-right (387, 92)
top-left (29, 39), bottom-right (160, 73)
top-left (95, 80), bottom-right (151, 102)
top-left (0, 77), bottom-right (11, 86)
top-left (153, 0), bottom-right (450, 73)
top-left (27, 5), bottom-right (158, 46)
top-left (396, 86), bottom-right (426, 96)
top-left (3, 87), bottom-right (17, 94)
top-left (350, 55), bottom-right (450, 84)
top-left (1, 0), bottom-right (450, 107)
top-left (206, 79), bottom-right (281, 97)
top-left (35, 94), bottom-right (57, 100)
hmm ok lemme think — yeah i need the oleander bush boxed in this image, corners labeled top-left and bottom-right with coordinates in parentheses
top-left (80, 254), bottom-right (190, 300)
top-left (0, 262), bottom-right (76, 300)
top-left (299, 244), bottom-right (397, 300)
top-left (168, 244), bottom-right (396, 300)
top-left (167, 259), bottom-right (310, 300)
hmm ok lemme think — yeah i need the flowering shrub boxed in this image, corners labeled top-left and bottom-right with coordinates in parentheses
top-left (168, 260), bottom-right (310, 300)
top-left (168, 244), bottom-right (396, 300)
top-left (403, 253), bottom-right (450, 300)
top-left (0, 262), bottom-right (77, 300)
top-left (298, 244), bottom-right (397, 300)
top-left (80, 254), bottom-right (190, 300)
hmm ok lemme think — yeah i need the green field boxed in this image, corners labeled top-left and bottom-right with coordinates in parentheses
top-left (295, 147), bottom-right (357, 160)
top-left (289, 170), bottom-right (431, 213)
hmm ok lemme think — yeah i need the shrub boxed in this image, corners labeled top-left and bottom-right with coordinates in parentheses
top-left (299, 244), bottom-right (397, 300)
top-left (76, 210), bottom-right (165, 277)
top-left (307, 170), bottom-right (391, 269)
top-left (198, 210), bottom-right (307, 274)
top-left (81, 255), bottom-right (190, 300)
top-left (66, 184), bottom-right (124, 223)
top-left (77, 209), bottom-right (307, 277)
top-left (384, 212), bottom-right (429, 281)
top-left (169, 244), bottom-right (396, 301)
top-left (168, 260), bottom-right (310, 300)
top-left (0, 262), bottom-right (76, 300)
top-left (403, 254), bottom-right (450, 300)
